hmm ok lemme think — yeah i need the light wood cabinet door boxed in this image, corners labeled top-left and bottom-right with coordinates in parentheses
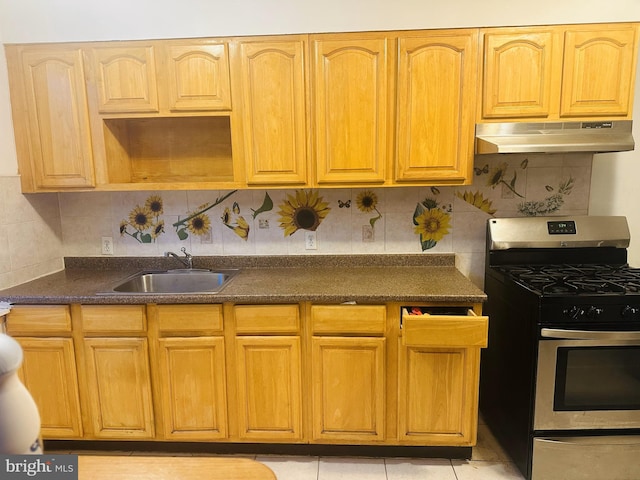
top-left (83, 337), bottom-right (155, 439)
top-left (234, 39), bottom-right (309, 185)
top-left (398, 310), bottom-right (488, 445)
top-left (16, 337), bottom-right (83, 438)
top-left (157, 337), bottom-right (227, 440)
top-left (481, 27), bottom-right (561, 119)
top-left (163, 41), bottom-right (231, 111)
top-left (312, 35), bottom-right (391, 185)
top-left (311, 336), bottom-right (385, 441)
top-left (561, 24), bottom-right (639, 118)
top-left (88, 44), bottom-right (159, 113)
top-left (235, 336), bottom-right (303, 440)
top-left (6, 46), bottom-right (95, 190)
top-left (395, 30), bottom-right (478, 183)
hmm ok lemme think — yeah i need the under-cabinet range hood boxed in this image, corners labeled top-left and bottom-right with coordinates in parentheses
top-left (475, 120), bottom-right (635, 154)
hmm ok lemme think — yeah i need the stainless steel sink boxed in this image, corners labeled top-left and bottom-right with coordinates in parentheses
top-left (99, 269), bottom-right (239, 295)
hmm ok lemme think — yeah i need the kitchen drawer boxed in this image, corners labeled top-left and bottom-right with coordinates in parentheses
top-left (401, 308), bottom-right (488, 347)
top-left (81, 305), bottom-right (146, 334)
top-left (234, 304), bottom-right (300, 334)
top-left (311, 305), bottom-right (386, 336)
top-left (156, 304), bottom-right (223, 335)
top-left (6, 305), bottom-right (72, 335)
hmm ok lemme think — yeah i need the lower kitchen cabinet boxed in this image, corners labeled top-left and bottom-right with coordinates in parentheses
top-left (82, 337), bottom-right (155, 439)
top-left (398, 307), bottom-right (488, 445)
top-left (311, 336), bottom-right (386, 441)
top-left (157, 337), bottom-right (227, 439)
top-left (152, 304), bottom-right (228, 440)
top-left (5, 301), bottom-right (487, 448)
top-left (235, 336), bottom-right (303, 440)
top-left (6, 305), bottom-right (83, 439)
top-left (80, 305), bottom-right (155, 439)
top-left (310, 305), bottom-right (387, 442)
top-left (233, 304), bottom-right (303, 441)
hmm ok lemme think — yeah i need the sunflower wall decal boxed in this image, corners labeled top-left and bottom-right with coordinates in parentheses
top-left (119, 195), bottom-right (165, 243)
top-left (356, 190), bottom-right (382, 227)
top-left (278, 189), bottom-right (331, 236)
top-left (413, 197), bottom-right (451, 251)
top-left (221, 202), bottom-right (250, 241)
top-left (172, 190), bottom-right (237, 240)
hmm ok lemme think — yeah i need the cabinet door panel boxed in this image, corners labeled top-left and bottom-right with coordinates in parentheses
top-left (398, 344), bottom-right (481, 445)
top-left (312, 337), bottom-right (385, 441)
top-left (89, 45), bottom-right (159, 113)
top-left (17, 337), bottom-right (83, 438)
top-left (235, 336), bottom-right (303, 440)
top-left (166, 43), bottom-right (231, 111)
top-left (20, 48), bottom-right (95, 188)
top-left (158, 337), bottom-right (227, 439)
top-left (482, 29), bottom-right (560, 118)
top-left (237, 40), bottom-right (308, 185)
top-left (561, 26), bottom-right (638, 117)
top-left (83, 337), bottom-right (154, 438)
top-left (313, 37), bottom-right (389, 184)
top-left (396, 32), bottom-right (477, 182)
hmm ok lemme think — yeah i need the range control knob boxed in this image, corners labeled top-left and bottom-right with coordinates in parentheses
top-left (586, 306), bottom-right (604, 319)
top-left (563, 306), bottom-right (585, 320)
top-left (621, 305), bottom-right (640, 318)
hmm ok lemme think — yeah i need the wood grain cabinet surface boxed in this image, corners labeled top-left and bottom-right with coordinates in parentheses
top-left (398, 308), bottom-right (488, 445)
top-left (6, 305), bottom-right (83, 439)
top-left (310, 305), bottom-right (387, 442)
top-left (480, 23), bottom-right (639, 121)
top-left (395, 30), bottom-right (478, 184)
top-left (232, 305), bottom-right (303, 441)
top-left (6, 301), bottom-right (487, 448)
top-left (311, 34), bottom-right (391, 185)
top-left (231, 38), bottom-right (309, 186)
top-left (5, 45), bottom-right (96, 192)
top-left (151, 304), bottom-right (228, 440)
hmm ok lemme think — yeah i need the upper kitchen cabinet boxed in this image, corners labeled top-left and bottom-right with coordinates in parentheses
top-left (231, 37), bottom-right (309, 186)
top-left (85, 40), bottom-right (242, 190)
top-left (311, 34), bottom-right (392, 185)
top-left (5, 45), bottom-right (96, 192)
top-left (86, 44), bottom-right (159, 114)
top-left (480, 23), bottom-right (639, 121)
top-left (162, 40), bottom-right (231, 112)
top-left (561, 24), bottom-right (638, 118)
top-left (395, 30), bottom-right (478, 184)
top-left (86, 40), bottom-right (231, 114)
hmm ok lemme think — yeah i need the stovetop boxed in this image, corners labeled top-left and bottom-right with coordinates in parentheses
top-left (494, 263), bottom-right (640, 297)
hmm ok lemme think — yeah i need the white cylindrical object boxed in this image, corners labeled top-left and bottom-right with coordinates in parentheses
top-left (0, 333), bottom-right (42, 454)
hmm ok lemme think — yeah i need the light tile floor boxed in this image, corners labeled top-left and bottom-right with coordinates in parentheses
top-left (49, 420), bottom-right (526, 480)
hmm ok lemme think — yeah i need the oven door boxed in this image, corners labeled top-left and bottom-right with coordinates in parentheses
top-left (534, 328), bottom-right (640, 431)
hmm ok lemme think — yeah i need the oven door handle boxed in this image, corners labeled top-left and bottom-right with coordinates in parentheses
top-left (541, 328), bottom-right (640, 341)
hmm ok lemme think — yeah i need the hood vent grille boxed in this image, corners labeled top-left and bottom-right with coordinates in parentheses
top-left (475, 120), bottom-right (634, 154)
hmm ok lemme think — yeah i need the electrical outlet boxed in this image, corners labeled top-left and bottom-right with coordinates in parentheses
top-left (304, 231), bottom-right (317, 250)
top-left (101, 237), bottom-right (114, 255)
top-left (362, 225), bottom-right (374, 242)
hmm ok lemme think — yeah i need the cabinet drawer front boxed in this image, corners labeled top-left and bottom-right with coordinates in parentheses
top-left (402, 310), bottom-right (488, 347)
top-left (157, 304), bottom-right (223, 334)
top-left (234, 305), bottom-right (300, 334)
top-left (311, 305), bottom-right (386, 335)
top-left (81, 305), bottom-right (146, 334)
top-left (6, 305), bottom-right (72, 335)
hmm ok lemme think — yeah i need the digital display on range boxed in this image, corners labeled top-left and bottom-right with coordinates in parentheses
top-left (547, 220), bottom-right (576, 235)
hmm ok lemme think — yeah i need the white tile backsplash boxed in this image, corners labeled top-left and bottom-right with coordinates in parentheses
top-left (0, 153), bottom-right (593, 289)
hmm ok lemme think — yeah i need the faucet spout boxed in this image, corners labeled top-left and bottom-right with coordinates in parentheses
top-left (164, 247), bottom-right (193, 269)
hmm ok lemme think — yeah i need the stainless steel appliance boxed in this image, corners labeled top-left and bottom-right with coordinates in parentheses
top-left (480, 216), bottom-right (640, 480)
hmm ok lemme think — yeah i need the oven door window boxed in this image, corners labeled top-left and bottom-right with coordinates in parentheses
top-left (554, 346), bottom-right (640, 411)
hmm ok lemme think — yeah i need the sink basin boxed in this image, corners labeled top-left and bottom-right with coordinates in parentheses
top-left (99, 269), bottom-right (239, 295)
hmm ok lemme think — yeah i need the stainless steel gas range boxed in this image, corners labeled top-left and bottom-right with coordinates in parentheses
top-left (480, 216), bottom-right (640, 480)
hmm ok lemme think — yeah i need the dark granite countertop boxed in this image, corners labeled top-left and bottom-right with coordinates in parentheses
top-left (0, 254), bottom-right (486, 305)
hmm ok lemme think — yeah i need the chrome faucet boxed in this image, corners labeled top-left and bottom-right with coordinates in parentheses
top-left (164, 247), bottom-right (193, 269)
